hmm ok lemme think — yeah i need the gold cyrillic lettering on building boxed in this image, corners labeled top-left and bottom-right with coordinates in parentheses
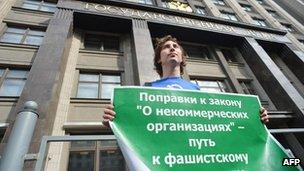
top-left (84, 3), bottom-right (284, 41)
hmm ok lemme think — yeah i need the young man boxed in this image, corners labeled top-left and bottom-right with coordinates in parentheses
top-left (102, 35), bottom-right (269, 127)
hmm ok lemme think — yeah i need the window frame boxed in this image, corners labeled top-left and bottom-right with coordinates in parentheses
top-left (68, 139), bottom-right (126, 171)
top-left (240, 4), bottom-right (252, 12)
top-left (76, 73), bottom-right (122, 100)
top-left (191, 79), bottom-right (229, 93)
top-left (267, 9), bottom-right (279, 18)
top-left (0, 68), bottom-right (29, 97)
top-left (21, 0), bottom-right (57, 13)
top-left (239, 80), bottom-right (256, 95)
top-left (182, 42), bottom-right (214, 61)
top-left (220, 48), bottom-right (239, 63)
top-left (81, 31), bottom-right (121, 52)
top-left (252, 18), bottom-right (267, 27)
top-left (281, 23), bottom-right (295, 32)
top-left (220, 11), bottom-right (238, 21)
top-left (212, 0), bottom-right (226, 6)
top-left (256, 0), bottom-right (264, 5)
top-left (0, 25), bottom-right (45, 46)
top-left (195, 6), bottom-right (206, 15)
top-left (124, 0), bottom-right (153, 5)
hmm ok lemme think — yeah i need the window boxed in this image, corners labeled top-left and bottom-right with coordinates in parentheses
top-left (239, 81), bottom-right (256, 94)
top-left (124, 0), bottom-right (153, 5)
top-left (22, 0), bottom-right (57, 12)
top-left (221, 12), bottom-right (238, 21)
top-left (0, 69), bottom-right (28, 96)
top-left (195, 6), bottom-right (206, 15)
top-left (183, 44), bottom-right (212, 60)
top-left (252, 18), bottom-right (267, 27)
top-left (281, 23), bottom-right (295, 32)
top-left (161, 0), bottom-right (193, 13)
top-left (221, 49), bottom-right (238, 62)
top-left (212, 0), bottom-right (225, 6)
top-left (68, 140), bottom-right (125, 171)
top-left (191, 79), bottom-right (228, 92)
top-left (240, 4), bottom-right (252, 12)
top-left (0, 27), bottom-right (45, 46)
top-left (76, 73), bottom-right (121, 99)
top-left (256, 0), bottom-right (264, 5)
top-left (84, 34), bottom-right (120, 52)
top-left (267, 10), bottom-right (279, 18)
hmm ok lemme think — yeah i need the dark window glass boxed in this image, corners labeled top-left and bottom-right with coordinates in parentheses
top-left (240, 81), bottom-right (256, 95)
top-left (267, 10), bottom-right (279, 18)
top-left (221, 12), bottom-right (238, 21)
top-left (68, 151), bottom-right (95, 171)
top-left (256, 0), bottom-right (263, 5)
top-left (69, 140), bottom-right (125, 171)
top-left (195, 6), bottom-right (206, 15)
top-left (221, 49), bottom-right (238, 62)
top-left (99, 150), bottom-right (124, 171)
top-left (281, 23), bottom-right (295, 32)
top-left (212, 0), bottom-right (225, 6)
top-left (252, 18), bottom-right (267, 27)
top-left (84, 34), bottom-right (120, 52)
top-left (0, 129), bottom-right (5, 143)
top-left (183, 44), bottom-right (212, 60)
top-left (240, 4), bottom-right (252, 12)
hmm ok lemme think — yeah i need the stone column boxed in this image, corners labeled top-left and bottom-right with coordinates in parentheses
top-left (132, 19), bottom-right (158, 85)
top-left (224, 0), bottom-right (254, 23)
top-left (203, 0), bottom-right (222, 17)
top-left (43, 29), bottom-right (81, 171)
top-left (0, 0), bottom-right (17, 22)
top-left (212, 47), bottom-right (244, 93)
top-left (280, 43), bottom-right (304, 84)
top-left (266, 0), bottom-right (304, 33)
top-left (3, 8), bottom-right (74, 165)
top-left (247, 0), bottom-right (304, 52)
top-left (240, 37), bottom-right (304, 116)
top-left (239, 37), bottom-right (304, 161)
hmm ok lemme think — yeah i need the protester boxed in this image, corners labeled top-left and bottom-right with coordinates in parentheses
top-left (102, 35), bottom-right (269, 127)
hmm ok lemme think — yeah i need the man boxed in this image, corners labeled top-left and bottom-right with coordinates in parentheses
top-left (103, 35), bottom-right (269, 127)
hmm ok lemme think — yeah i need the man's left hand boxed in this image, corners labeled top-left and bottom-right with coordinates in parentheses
top-left (260, 107), bottom-right (269, 124)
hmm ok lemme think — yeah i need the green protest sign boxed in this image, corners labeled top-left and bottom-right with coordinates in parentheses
top-left (110, 87), bottom-right (299, 171)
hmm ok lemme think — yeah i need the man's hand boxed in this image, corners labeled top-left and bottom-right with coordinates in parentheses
top-left (102, 104), bottom-right (115, 128)
top-left (260, 107), bottom-right (269, 124)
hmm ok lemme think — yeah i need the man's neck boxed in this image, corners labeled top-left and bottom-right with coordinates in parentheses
top-left (162, 66), bottom-right (181, 78)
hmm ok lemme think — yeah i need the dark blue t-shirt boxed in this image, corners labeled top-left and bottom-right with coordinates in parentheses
top-left (150, 76), bottom-right (200, 90)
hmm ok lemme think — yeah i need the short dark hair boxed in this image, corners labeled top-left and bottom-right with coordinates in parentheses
top-left (154, 35), bottom-right (187, 77)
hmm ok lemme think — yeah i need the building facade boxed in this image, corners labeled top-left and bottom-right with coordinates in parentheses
top-left (0, 0), bottom-right (303, 170)
top-left (274, 0), bottom-right (304, 26)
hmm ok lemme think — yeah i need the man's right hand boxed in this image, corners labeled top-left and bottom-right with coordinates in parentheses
top-left (102, 104), bottom-right (115, 128)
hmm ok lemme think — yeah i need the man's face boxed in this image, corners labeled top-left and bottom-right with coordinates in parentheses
top-left (158, 40), bottom-right (183, 67)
